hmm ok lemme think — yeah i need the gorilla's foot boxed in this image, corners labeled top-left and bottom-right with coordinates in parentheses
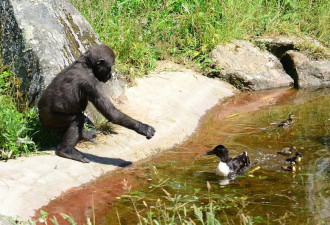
top-left (56, 148), bottom-right (91, 163)
top-left (82, 130), bottom-right (100, 144)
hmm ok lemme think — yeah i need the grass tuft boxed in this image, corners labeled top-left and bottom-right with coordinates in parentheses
top-left (0, 68), bottom-right (38, 159)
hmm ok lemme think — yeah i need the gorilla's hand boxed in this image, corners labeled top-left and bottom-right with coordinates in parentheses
top-left (137, 123), bottom-right (156, 139)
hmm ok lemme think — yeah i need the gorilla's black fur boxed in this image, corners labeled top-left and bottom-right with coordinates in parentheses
top-left (38, 44), bottom-right (155, 163)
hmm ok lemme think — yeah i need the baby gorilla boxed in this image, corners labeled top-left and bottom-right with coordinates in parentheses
top-left (38, 44), bottom-right (155, 163)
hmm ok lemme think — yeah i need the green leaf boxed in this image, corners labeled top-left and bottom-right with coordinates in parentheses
top-left (60, 213), bottom-right (77, 225)
top-left (193, 205), bottom-right (204, 224)
top-left (226, 112), bottom-right (241, 119)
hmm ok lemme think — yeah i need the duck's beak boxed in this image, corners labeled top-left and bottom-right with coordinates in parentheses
top-left (205, 149), bottom-right (215, 155)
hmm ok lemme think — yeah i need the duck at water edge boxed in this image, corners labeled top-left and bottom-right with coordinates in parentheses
top-left (205, 145), bottom-right (251, 178)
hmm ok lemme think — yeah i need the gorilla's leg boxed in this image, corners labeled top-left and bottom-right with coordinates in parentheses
top-left (57, 115), bottom-right (91, 163)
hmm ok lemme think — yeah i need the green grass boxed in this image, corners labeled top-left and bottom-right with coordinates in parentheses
top-left (70, 0), bottom-right (329, 78)
top-left (0, 68), bottom-right (38, 159)
top-left (0, 68), bottom-right (60, 160)
top-left (0, 95), bottom-right (36, 159)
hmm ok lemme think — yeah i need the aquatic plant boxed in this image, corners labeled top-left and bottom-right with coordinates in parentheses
top-left (116, 172), bottom-right (258, 225)
top-left (3, 210), bottom-right (94, 225)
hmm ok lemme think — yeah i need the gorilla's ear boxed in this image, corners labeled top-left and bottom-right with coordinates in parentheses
top-left (97, 59), bottom-right (105, 67)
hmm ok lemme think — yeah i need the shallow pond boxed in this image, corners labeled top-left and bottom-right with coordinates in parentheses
top-left (38, 88), bottom-right (330, 224)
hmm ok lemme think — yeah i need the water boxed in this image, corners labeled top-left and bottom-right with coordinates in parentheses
top-left (101, 88), bottom-right (329, 225)
top-left (38, 88), bottom-right (330, 224)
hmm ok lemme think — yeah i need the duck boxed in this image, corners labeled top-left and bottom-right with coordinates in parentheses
top-left (277, 146), bottom-right (297, 155)
top-left (286, 152), bottom-right (302, 163)
top-left (205, 145), bottom-right (251, 178)
top-left (281, 161), bottom-right (296, 172)
top-left (278, 114), bottom-right (295, 128)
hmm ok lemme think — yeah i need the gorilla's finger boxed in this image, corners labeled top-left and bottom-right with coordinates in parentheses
top-left (146, 127), bottom-right (155, 139)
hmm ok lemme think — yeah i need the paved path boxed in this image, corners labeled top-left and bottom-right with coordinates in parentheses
top-left (0, 63), bottom-right (236, 219)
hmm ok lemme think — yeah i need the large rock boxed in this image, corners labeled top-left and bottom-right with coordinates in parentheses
top-left (255, 36), bottom-right (330, 60)
top-left (0, 0), bottom-right (100, 103)
top-left (254, 36), bottom-right (295, 58)
top-left (210, 40), bottom-right (293, 91)
top-left (281, 50), bottom-right (330, 88)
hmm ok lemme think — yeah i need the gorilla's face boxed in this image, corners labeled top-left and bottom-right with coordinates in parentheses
top-left (87, 44), bottom-right (115, 83)
top-left (95, 60), bottom-right (112, 82)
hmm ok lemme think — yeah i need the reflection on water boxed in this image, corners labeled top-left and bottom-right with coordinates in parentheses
top-left (100, 88), bottom-right (329, 225)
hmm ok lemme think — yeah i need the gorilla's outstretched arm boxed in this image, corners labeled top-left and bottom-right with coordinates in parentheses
top-left (89, 84), bottom-right (155, 139)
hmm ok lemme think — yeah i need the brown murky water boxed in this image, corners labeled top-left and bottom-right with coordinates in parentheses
top-left (37, 88), bottom-right (330, 224)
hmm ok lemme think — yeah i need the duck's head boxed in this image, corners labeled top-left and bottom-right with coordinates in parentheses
top-left (205, 145), bottom-right (230, 162)
top-left (281, 161), bottom-right (296, 172)
top-left (288, 114), bottom-right (295, 120)
top-left (295, 152), bottom-right (302, 162)
top-left (290, 146), bottom-right (297, 151)
top-left (290, 161), bottom-right (296, 172)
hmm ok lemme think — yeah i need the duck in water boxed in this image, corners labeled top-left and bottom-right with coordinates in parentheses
top-left (277, 146), bottom-right (297, 155)
top-left (205, 145), bottom-right (251, 178)
top-left (281, 161), bottom-right (296, 172)
top-left (278, 114), bottom-right (295, 128)
top-left (286, 152), bottom-right (302, 163)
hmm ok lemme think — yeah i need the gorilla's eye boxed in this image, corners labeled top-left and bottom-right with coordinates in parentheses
top-left (97, 59), bottom-right (105, 68)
